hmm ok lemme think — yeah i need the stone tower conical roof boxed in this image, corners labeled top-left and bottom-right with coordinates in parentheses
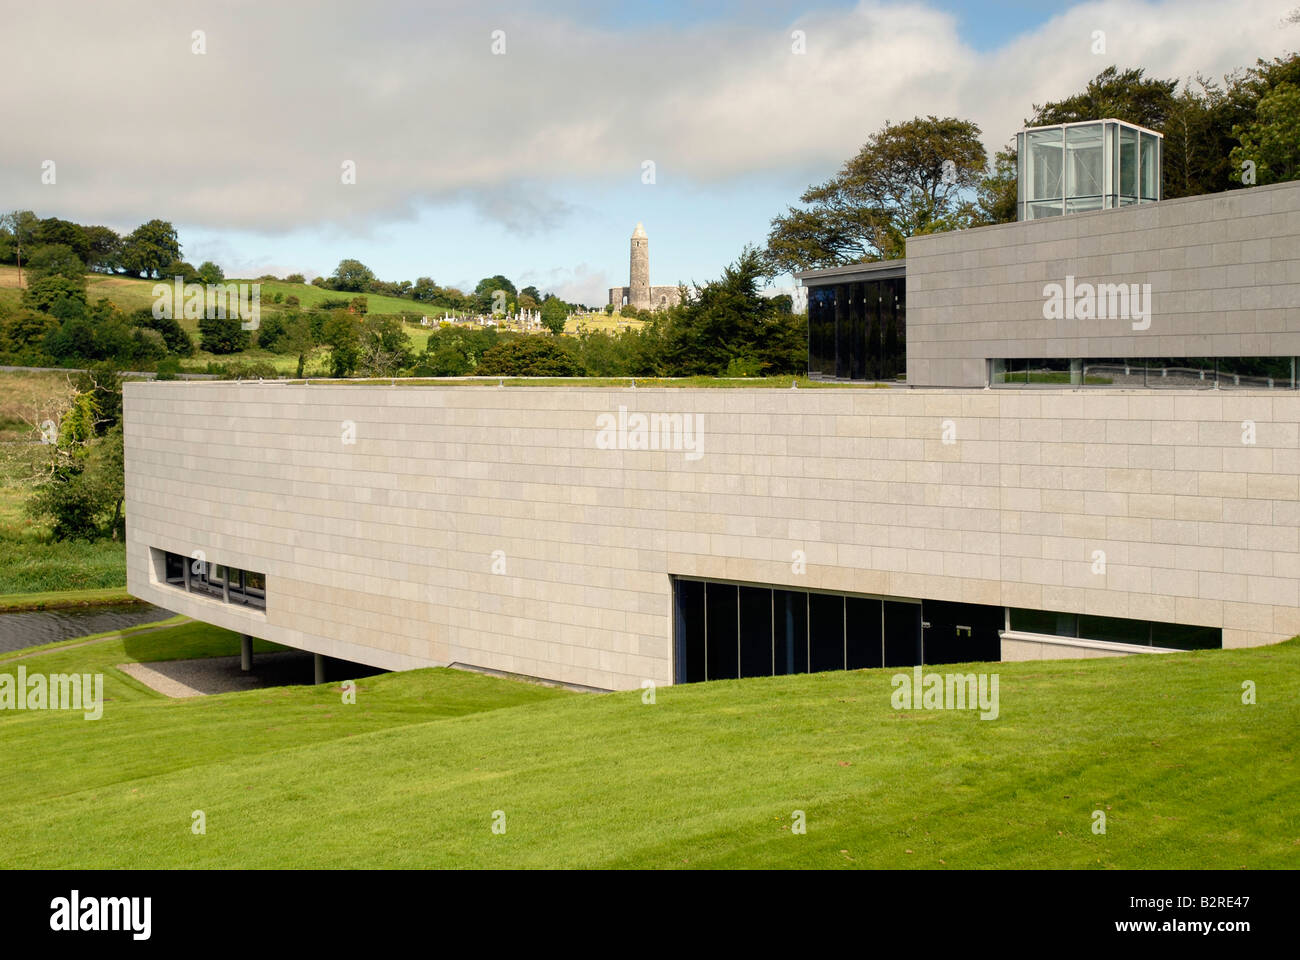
top-left (632, 222), bottom-right (647, 239)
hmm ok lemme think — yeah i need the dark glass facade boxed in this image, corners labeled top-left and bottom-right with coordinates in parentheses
top-left (672, 578), bottom-right (1003, 683)
top-left (673, 577), bottom-right (1223, 683)
top-left (991, 357), bottom-right (1298, 389)
top-left (806, 276), bottom-right (906, 381)
top-left (1009, 608), bottom-right (1220, 651)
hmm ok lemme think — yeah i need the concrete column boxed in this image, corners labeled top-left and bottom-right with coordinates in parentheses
top-left (314, 654), bottom-right (326, 685)
top-left (1070, 358), bottom-right (1083, 386)
top-left (240, 634), bottom-right (253, 672)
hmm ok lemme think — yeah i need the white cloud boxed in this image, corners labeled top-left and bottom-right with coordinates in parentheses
top-left (517, 263), bottom-right (612, 307)
top-left (1, 0), bottom-right (1293, 236)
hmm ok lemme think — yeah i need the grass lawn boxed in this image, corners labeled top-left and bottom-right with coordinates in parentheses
top-left (0, 621), bottom-right (1295, 869)
top-left (568, 313), bottom-right (646, 334)
top-left (0, 586), bottom-right (135, 612)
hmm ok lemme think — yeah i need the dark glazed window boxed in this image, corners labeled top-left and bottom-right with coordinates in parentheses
top-left (808, 592), bottom-right (845, 673)
top-left (705, 582), bottom-right (739, 681)
top-left (675, 579), bottom-right (706, 683)
top-left (164, 552), bottom-right (185, 586)
top-left (883, 601), bottom-right (922, 667)
top-left (773, 589), bottom-right (808, 675)
top-left (845, 596), bottom-right (883, 669)
top-left (833, 283), bottom-right (849, 379)
top-left (739, 586), bottom-right (774, 677)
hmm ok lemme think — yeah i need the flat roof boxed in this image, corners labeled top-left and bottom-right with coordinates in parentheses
top-left (794, 259), bottom-right (906, 286)
top-left (1020, 117), bottom-right (1163, 139)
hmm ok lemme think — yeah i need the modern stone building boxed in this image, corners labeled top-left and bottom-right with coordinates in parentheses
top-left (608, 222), bottom-right (682, 311)
top-left (124, 123), bottom-right (1300, 691)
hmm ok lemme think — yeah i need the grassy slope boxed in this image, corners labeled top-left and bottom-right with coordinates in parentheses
top-left (0, 265), bottom-right (643, 364)
top-left (1, 266), bottom-right (437, 376)
top-left (0, 621), bottom-right (1295, 869)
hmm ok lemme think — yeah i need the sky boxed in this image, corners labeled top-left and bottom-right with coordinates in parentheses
top-left (2, 0), bottom-right (1297, 305)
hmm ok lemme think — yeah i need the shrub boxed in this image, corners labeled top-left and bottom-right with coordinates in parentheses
top-left (724, 356), bottom-right (766, 378)
top-left (133, 309), bottom-right (194, 356)
top-left (198, 314), bottom-right (251, 354)
top-left (475, 336), bottom-right (584, 377)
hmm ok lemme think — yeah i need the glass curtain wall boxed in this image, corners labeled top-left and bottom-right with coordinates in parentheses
top-left (991, 358), bottom-right (1299, 389)
top-left (1018, 120), bottom-right (1161, 220)
top-left (805, 278), bottom-right (906, 381)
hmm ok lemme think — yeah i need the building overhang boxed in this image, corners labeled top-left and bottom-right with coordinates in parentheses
top-left (795, 259), bottom-right (907, 286)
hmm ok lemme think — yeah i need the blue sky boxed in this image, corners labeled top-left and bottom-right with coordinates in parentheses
top-left (5, 0), bottom-right (1294, 305)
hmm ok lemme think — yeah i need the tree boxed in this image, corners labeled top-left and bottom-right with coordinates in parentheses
top-left (197, 261), bottom-right (225, 283)
top-left (277, 312), bottom-right (318, 378)
top-left (121, 220), bottom-right (181, 278)
top-left (84, 422), bottom-right (125, 540)
top-left (82, 226), bottom-right (123, 273)
top-left (72, 362), bottom-right (122, 433)
top-left (540, 296), bottom-right (567, 334)
top-left (359, 317), bottom-right (412, 376)
top-left (34, 218), bottom-right (89, 262)
top-left (0, 211), bottom-right (39, 275)
top-left (474, 275), bottom-right (517, 313)
top-left (1, 304), bottom-right (56, 355)
top-left (44, 316), bottom-right (98, 362)
top-left (285, 273), bottom-right (306, 284)
top-left (25, 244), bottom-right (86, 284)
top-left (520, 285), bottom-right (541, 303)
top-left (412, 276), bottom-right (439, 302)
top-left (977, 143), bottom-right (1018, 224)
top-left (1028, 65), bottom-right (1177, 131)
top-left (198, 313), bottom-right (251, 354)
top-left (330, 258), bottom-right (376, 292)
top-left (411, 327), bottom-right (498, 377)
top-left (26, 390), bottom-right (103, 541)
top-left (321, 313), bottom-right (362, 377)
top-left (764, 116), bottom-right (987, 273)
top-left (24, 275), bottom-right (87, 314)
top-left (656, 247), bottom-right (804, 377)
top-left (164, 259), bottom-right (200, 283)
top-left (1230, 82), bottom-right (1300, 185)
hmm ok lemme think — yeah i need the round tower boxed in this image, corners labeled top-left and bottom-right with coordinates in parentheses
top-left (629, 222), bottom-right (650, 310)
